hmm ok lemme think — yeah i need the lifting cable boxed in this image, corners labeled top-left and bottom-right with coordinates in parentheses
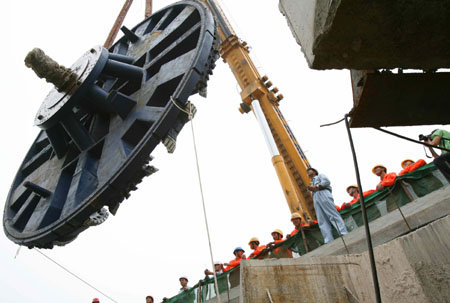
top-left (33, 248), bottom-right (120, 303)
top-left (321, 114), bottom-right (382, 303)
top-left (343, 115), bottom-right (382, 303)
top-left (373, 127), bottom-right (450, 153)
top-left (171, 97), bottom-right (223, 303)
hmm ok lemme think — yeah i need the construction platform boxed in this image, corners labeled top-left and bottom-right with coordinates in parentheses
top-left (278, 0), bottom-right (450, 70)
top-left (206, 185), bottom-right (450, 303)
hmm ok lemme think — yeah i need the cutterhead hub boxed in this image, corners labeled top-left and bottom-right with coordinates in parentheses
top-left (32, 45), bottom-right (109, 129)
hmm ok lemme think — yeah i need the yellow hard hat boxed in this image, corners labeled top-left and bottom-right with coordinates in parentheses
top-left (401, 159), bottom-right (414, 168)
top-left (346, 184), bottom-right (358, 192)
top-left (271, 229), bottom-right (283, 237)
top-left (290, 212), bottom-right (301, 221)
top-left (372, 165), bottom-right (387, 174)
top-left (248, 237), bottom-right (260, 245)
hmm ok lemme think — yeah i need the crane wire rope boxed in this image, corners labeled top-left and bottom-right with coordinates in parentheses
top-left (170, 97), bottom-right (223, 303)
top-left (33, 248), bottom-right (120, 303)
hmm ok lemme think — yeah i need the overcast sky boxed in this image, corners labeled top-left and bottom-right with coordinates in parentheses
top-left (0, 1), bottom-right (443, 302)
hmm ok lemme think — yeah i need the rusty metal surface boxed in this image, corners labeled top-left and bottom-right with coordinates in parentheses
top-left (104, 0), bottom-right (134, 48)
top-left (3, 1), bottom-right (219, 248)
top-left (349, 70), bottom-right (450, 127)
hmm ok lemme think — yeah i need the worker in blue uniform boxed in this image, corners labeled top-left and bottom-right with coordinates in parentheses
top-left (306, 168), bottom-right (348, 243)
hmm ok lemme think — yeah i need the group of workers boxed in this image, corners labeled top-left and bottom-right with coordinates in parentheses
top-left (146, 129), bottom-right (450, 303)
top-left (316, 128), bottom-right (450, 244)
top-left (338, 158), bottom-right (425, 211)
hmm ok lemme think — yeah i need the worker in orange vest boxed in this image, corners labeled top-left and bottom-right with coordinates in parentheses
top-left (288, 212), bottom-right (302, 237)
top-left (224, 247), bottom-right (246, 271)
top-left (373, 165), bottom-right (397, 191)
top-left (266, 229), bottom-right (293, 258)
top-left (340, 185), bottom-right (376, 210)
top-left (268, 229), bottom-right (284, 245)
top-left (399, 159), bottom-right (426, 175)
top-left (287, 212), bottom-right (318, 238)
top-left (247, 237), bottom-right (266, 259)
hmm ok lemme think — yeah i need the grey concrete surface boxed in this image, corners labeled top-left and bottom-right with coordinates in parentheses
top-left (204, 185), bottom-right (450, 302)
top-left (240, 215), bottom-right (450, 302)
top-left (279, 0), bottom-right (450, 70)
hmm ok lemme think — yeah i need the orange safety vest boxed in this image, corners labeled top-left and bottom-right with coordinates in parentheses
top-left (399, 159), bottom-right (426, 175)
top-left (224, 257), bottom-right (242, 272)
top-left (248, 245), bottom-right (267, 259)
top-left (289, 221), bottom-right (318, 236)
top-left (271, 240), bottom-right (293, 258)
top-left (340, 189), bottom-right (376, 210)
top-left (379, 172), bottom-right (397, 187)
top-left (290, 229), bottom-right (298, 237)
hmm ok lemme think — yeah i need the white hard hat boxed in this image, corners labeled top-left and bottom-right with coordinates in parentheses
top-left (214, 261), bottom-right (222, 265)
top-left (179, 276), bottom-right (188, 281)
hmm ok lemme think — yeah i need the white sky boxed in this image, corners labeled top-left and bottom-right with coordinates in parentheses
top-left (0, 1), bottom-right (444, 303)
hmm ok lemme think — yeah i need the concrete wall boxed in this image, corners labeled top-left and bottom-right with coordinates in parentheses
top-left (240, 215), bottom-right (450, 302)
top-left (279, 0), bottom-right (450, 70)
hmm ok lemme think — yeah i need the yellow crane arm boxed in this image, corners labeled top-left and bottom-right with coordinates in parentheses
top-left (200, 0), bottom-right (316, 221)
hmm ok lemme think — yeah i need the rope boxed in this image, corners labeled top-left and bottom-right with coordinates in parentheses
top-left (33, 248), bottom-right (120, 303)
top-left (171, 96), bottom-right (222, 303)
top-left (14, 245), bottom-right (22, 259)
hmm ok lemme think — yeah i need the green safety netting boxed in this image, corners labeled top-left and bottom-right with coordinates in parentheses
top-left (337, 163), bottom-right (446, 233)
top-left (162, 163), bottom-right (448, 302)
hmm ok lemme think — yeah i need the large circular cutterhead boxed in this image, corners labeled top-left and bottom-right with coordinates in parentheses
top-left (4, 1), bottom-right (219, 248)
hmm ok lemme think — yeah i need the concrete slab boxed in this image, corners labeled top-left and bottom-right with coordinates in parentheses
top-left (205, 186), bottom-right (450, 302)
top-left (279, 0), bottom-right (450, 70)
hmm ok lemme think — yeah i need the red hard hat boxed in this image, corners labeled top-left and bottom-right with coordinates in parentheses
top-left (92, 298), bottom-right (100, 303)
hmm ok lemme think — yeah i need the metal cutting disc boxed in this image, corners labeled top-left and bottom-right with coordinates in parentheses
top-left (3, 0), bottom-right (219, 248)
